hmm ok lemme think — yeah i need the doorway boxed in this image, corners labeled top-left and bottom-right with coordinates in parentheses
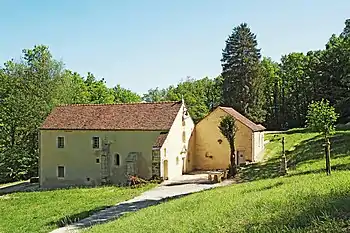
top-left (237, 151), bottom-right (246, 165)
top-left (182, 157), bottom-right (185, 174)
top-left (163, 160), bottom-right (168, 180)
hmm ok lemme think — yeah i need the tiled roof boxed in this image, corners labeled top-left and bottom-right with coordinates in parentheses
top-left (219, 107), bottom-right (266, 132)
top-left (41, 101), bottom-right (182, 131)
top-left (153, 133), bottom-right (168, 148)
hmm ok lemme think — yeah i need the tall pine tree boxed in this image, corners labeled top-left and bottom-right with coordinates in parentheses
top-left (221, 23), bottom-right (265, 123)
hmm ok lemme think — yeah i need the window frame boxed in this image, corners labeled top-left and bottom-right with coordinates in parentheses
top-left (57, 136), bottom-right (65, 149)
top-left (57, 165), bottom-right (65, 179)
top-left (92, 136), bottom-right (100, 149)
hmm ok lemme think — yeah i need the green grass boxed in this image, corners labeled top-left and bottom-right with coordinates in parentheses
top-left (0, 184), bottom-right (155, 233)
top-left (85, 129), bottom-right (350, 233)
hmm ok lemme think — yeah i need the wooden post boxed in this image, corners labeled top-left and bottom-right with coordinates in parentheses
top-left (280, 137), bottom-right (288, 175)
top-left (325, 138), bottom-right (331, 175)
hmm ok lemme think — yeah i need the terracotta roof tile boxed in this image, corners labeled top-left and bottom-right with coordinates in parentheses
top-left (153, 133), bottom-right (168, 148)
top-left (219, 107), bottom-right (265, 132)
top-left (41, 101), bottom-right (182, 131)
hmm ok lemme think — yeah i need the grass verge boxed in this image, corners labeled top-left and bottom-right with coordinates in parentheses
top-left (0, 184), bottom-right (155, 233)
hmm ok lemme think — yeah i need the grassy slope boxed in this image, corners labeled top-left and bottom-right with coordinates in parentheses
top-left (0, 184), bottom-right (154, 233)
top-left (85, 129), bottom-right (350, 233)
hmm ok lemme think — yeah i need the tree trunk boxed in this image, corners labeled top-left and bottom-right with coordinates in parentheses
top-left (230, 143), bottom-right (237, 177)
top-left (325, 137), bottom-right (331, 175)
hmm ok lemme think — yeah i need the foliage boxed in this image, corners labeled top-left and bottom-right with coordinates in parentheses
top-left (0, 185), bottom-right (154, 233)
top-left (218, 115), bottom-right (238, 177)
top-left (112, 84), bottom-right (142, 103)
top-left (306, 99), bottom-right (339, 137)
top-left (221, 23), bottom-right (265, 123)
top-left (143, 76), bottom-right (222, 122)
top-left (306, 99), bottom-right (339, 175)
top-left (261, 57), bottom-right (281, 129)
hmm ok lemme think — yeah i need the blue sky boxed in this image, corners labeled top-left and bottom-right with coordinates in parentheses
top-left (0, 1), bottom-right (349, 94)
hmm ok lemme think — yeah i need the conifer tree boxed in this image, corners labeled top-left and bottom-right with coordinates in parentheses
top-left (221, 23), bottom-right (265, 122)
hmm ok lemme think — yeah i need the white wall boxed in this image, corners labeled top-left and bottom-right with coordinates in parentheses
top-left (160, 103), bottom-right (194, 180)
top-left (253, 131), bottom-right (265, 162)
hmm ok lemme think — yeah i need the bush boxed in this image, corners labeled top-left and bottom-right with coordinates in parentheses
top-left (127, 175), bottom-right (148, 187)
top-left (148, 175), bottom-right (164, 184)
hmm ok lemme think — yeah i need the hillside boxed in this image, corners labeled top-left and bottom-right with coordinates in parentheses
top-left (85, 129), bottom-right (350, 233)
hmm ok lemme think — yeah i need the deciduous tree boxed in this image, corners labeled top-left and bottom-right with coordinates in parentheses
top-left (306, 99), bottom-right (339, 175)
top-left (219, 115), bottom-right (238, 177)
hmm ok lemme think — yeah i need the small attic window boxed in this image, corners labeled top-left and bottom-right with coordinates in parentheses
top-left (92, 137), bottom-right (100, 149)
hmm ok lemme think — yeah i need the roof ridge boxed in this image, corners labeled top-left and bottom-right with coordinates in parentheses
top-left (57, 101), bottom-right (181, 107)
top-left (218, 106), bottom-right (265, 131)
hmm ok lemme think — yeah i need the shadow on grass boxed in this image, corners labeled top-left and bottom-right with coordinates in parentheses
top-left (50, 193), bottom-right (192, 230)
top-left (241, 181), bottom-right (284, 194)
top-left (286, 163), bottom-right (350, 178)
top-left (243, 191), bottom-right (350, 232)
top-left (282, 128), bottom-right (311, 135)
top-left (0, 182), bottom-right (39, 196)
top-left (288, 132), bottom-right (350, 171)
top-left (238, 157), bottom-right (281, 182)
top-left (164, 180), bottom-right (215, 186)
top-left (48, 205), bottom-right (113, 228)
top-left (239, 131), bottom-right (350, 182)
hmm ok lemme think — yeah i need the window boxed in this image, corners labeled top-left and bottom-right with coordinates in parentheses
top-left (182, 131), bottom-right (186, 143)
top-left (57, 166), bottom-right (65, 178)
top-left (57, 136), bottom-right (64, 148)
top-left (114, 154), bottom-right (120, 166)
top-left (92, 137), bottom-right (100, 149)
top-left (96, 158), bottom-right (100, 164)
top-left (164, 148), bottom-right (167, 157)
top-left (176, 156), bottom-right (179, 165)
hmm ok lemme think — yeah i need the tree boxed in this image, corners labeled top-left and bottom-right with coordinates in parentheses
top-left (112, 84), bottom-right (142, 103)
top-left (280, 52), bottom-right (310, 128)
top-left (340, 19), bottom-right (350, 38)
top-left (319, 34), bottom-right (350, 123)
top-left (218, 115), bottom-right (238, 177)
top-left (142, 87), bottom-right (168, 102)
top-left (166, 76), bottom-right (222, 122)
top-left (221, 23), bottom-right (265, 123)
top-left (306, 99), bottom-right (339, 175)
top-left (261, 57), bottom-right (281, 129)
top-left (84, 72), bottom-right (114, 104)
top-left (0, 45), bottom-right (65, 181)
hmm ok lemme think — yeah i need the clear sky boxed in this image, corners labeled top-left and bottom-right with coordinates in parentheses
top-left (1, 1), bottom-right (349, 94)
